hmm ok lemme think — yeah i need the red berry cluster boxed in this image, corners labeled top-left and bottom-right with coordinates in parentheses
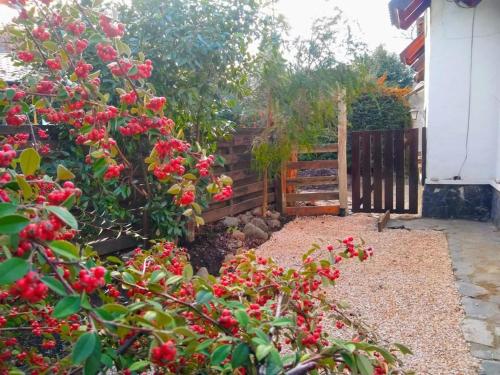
top-left (195, 155), bottom-right (214, 176)
top-left (17, 50), bottom-right (34, 63)
top-left (20, 216), bottom-right (64, 241)
top-left (12, 89), bottom-right (26, 101)
top-left (37, 129), bottom-right (49, 139)
top-left (36, 79), bottom-right (55, 94)
top-left (108, 59), bottom-right (132, 76)
top-left (74, 60), bottom-right (93, 79)
top-left (218, 309), bottom-right (238, 331)
top-left (65, 39), bottom-right (88, 55)
top-left (154, 139), bottom-right (190, 159)
top-left (177, 191), bottom-right (195, 206)
top-left (46, 58), bottom-right (61, 71)
top-left (146, 96), bottom-right (166, 112)
top-left (247, 303), bottom-right (262, 320)
top-left (73, 266), bottom-right (106, 293)
top-left (9, 272), bottom-right (48, 303)
top-left (119, 91), bottom-right (137, 106)
top-left (5, 105), bottom-right (27, 126)
top-left (66, 20), bottom-right (86, 36)
top-left (301, 325), bottom-right (323, 347)
top-left (104, 164), bottom-right (125, 180)
top-left (47, 181), bottom-right (81, 205)
top-left (96, 43), bottom-right (118, 62)
top-left (99, 15), bottom-right (125, 38)
top-left (32, 26), bottom-right (50, 41)
top-left (153, 157), bottom-right (186, 181)
top-left (151, 341), bottom-right (177, 364)
top-left (0, 144), bottom-right (16, 167)
top-left (213, 185), bottom-right (233, 202)
top-left (129, 60), bottom-right (153, 80)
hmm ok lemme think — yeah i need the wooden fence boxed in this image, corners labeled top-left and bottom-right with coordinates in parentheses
top-left (202, 127), bottom-right (274, 223)
top-left (351, 128), bottom-right (420, 214)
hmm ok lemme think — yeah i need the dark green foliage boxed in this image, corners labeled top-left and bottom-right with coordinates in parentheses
top-left (349, 91), bottom-right (412, 131)
top-left (357, 45), bottom-right (414, 88)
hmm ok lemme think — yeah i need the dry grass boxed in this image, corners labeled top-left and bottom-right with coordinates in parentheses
top-left (256, 214), bottom-right (478, 375)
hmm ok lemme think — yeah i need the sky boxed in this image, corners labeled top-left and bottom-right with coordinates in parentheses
top-left (0, 0), bottom-right (412, 55)
top-left (275, 0), bottom-right (412, 54)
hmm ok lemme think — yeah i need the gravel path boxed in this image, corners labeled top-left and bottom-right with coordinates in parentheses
top-left (256, 214), bottom-right (478, 374)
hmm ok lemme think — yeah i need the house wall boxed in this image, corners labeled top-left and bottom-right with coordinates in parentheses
top-left (423, 0), bottom-right (500, 225)
top-left (425, 0), bottom-right (500, 188)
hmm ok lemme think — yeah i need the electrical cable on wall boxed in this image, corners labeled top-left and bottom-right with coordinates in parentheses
top-left (456, 6), bottom-right (477, 179)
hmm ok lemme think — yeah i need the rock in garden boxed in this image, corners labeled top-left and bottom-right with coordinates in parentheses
top-left (243, 222), bottom-right (268, 241)
top-left (222, 216), bottom-right (240, 228)
top-left (239, 213), bottom-right (252, 224)
top-left (267, 219), bottom-right (281, 230)
top-left (196, 267), bottom-right (209, 279)
top-left (231, 230), bottom-right (245, 241)
top-left (269, 211), bottom-right (281, 220)
top-left (251, 217), bottom-right (269, 232)
top-left (252, 207), bottom-right (263, 216)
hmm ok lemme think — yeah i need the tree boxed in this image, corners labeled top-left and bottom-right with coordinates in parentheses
top-left (357, 45), bottom-right (414, 88)
top-left (115, 0), bottom-right (262, 144)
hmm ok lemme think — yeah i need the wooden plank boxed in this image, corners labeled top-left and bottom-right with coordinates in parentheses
top-left (287, 160), bottom-right (338, 169)
top-left (394, 130), bottom-right (405, 212)
top-left (361, 132), bottom-right (372, 212)
top-left (280, 161), bottom-right (287, 213)
top-left (232, 181), bottom-right (268, 199)
top-left (286, 192), bottom-right (339, 202)
top-left (383, 130), bottom-right (394, 212)
top-left (227, 169), bottom-right (259, 182)
top-left (372, 131), bottom-right (383, 211)
top-left (203, 193), bottom-right (275, 223)
top-left (286, 176), bottom-right (338, 186)
top-left (220, 153), bottom-right (252, 165)
top-left (408, 128), bottom-right (419, 213)
top-left (377, 210), bottom-right (391, 232)
top-left (337, 89), bottom-right (348, 214)
top-left (351, 132), bottom-right (361, 212)
top-left (298, 144), bottom-right (338, 154)
top-left (285, 205), bottom-right (340, 216)
top-left (90, 236), bottom-right (139, 256)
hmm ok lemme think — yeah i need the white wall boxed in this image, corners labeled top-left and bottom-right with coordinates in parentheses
top-left (425, 0), bottom-right (500, 190)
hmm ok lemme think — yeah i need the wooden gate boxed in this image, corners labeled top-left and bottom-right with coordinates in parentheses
top-left (279, 145), bottom-right (344, 216)
top-left (351, 128), bottom-right (420, 214)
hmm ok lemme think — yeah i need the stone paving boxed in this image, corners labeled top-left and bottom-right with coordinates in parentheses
top-left (389, 218), bottom-right (500, 375)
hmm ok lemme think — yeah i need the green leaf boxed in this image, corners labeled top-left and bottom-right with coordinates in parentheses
top-left (5, 88), bottom-right (15, 100)
top-left (234, 310), bottom-right (249, 328)
top-left (57, 164), bottom-right (76, 180)
top-left (167, 184), bottom-right (181, 195)
top-left (195, 290), bottom-right (213, 305)
top-left (53, 295), bottom-right (81, 318)
top-left (0, 214), bottom-right (29, 234)
top-left (116, 40), bottom-right (131, 56)
top-left (0, 258), bottom-right (30, 285)
top-left (149, 270), bottom-right (166, 284)
top-left (46, 206), bottom-right (78, 229)
top-left (231, 343), bottom-right (250, 368)
top-left (394, 343), bottom-right (413, 355)
top-left (19, 148), bottom-right (41, 176)
top-left (41, 276), bottom-right (68, 296)
top-left (42, 40), bottom-right (58, 51)
top-left (0, 203), bottom-right (17, 217)
top-left (72, 332), bottom-right (97, 364)
top-left (49, 240), bottom-right (79, 260)
top-left (210, 344), bottom-right (232, 365)
top-left (182, 263), bottom-right (193, 281)
top-left (166, 275), bottom-right (183, 285)
top-left (256, 344), bottom-right (273, 361)
top-left (129, 360), bottom-right (150, 371)
top-left (271, 317), bottom-right (293, 327)
top-left (356, 355), bottom-right (374, 375)
top-left (16, 175), bottom-right (33, 199)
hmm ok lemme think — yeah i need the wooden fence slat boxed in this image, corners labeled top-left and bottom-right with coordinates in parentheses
top-left (361, 132), bottom-right (372, 212)
top-left (372, 132), bottom-right (383, 211)
top-left (286, 176), bottom-right (338, 186)
top-left (408, 128), bottom-right (419, 213)
top-left (285, 205), bottom-right (340, 216)
top-left (203, 193), bottom-right (275, 223)
top-left (351, 132), bottom-right (361, 212)
top-left (383, 130), bottom-right (394, 211)
top-left (286, 192), bottom-right (339, 202)
top-left (394, 130), bottom-right (405, 212)
top-left (286, 160), bottom-right (338, 169)
top-left (297, 144), bottom-right (339, 154)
